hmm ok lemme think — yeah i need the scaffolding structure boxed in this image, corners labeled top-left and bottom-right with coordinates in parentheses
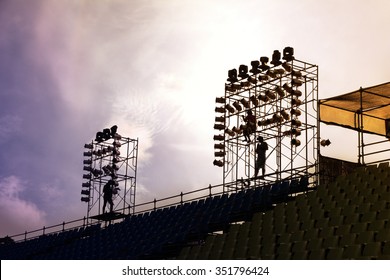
top-left (81, 127), bottom-right (138, 222)
top-left (213, 47), bottom-right (319, 193)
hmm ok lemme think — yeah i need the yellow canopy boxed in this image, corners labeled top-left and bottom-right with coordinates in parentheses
top-left (319, 82), bottom-right (390, 137)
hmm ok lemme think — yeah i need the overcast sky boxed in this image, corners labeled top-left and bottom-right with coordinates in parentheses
top-left (1, 0), bottom-right (390, 237)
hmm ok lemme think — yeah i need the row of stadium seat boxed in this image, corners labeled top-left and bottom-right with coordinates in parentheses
top-left (178, 163), bottom-right (390, 259)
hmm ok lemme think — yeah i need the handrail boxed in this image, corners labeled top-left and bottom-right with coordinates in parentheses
top-left (3, 168), bottom-right (315, 243)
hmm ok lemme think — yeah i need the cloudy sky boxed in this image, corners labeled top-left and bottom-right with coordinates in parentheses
top-left (1, 0), bottom-right (389, 237)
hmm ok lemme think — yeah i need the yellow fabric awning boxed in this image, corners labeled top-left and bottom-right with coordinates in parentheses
top-left (319, 82), bottom-right (390, 137)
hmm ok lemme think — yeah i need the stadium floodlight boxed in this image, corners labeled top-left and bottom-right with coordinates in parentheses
top-left (82, 182), bottom-right (91, 188)
top-left (213, 159), bottom-right (223, 167)
top-left (238, 64), bottom-right (249, 79)
top-left (114, 133), bottom-right (122, 140)
top-left (250, 60), bottom-right (261, 74)
top-left (233, 101), bottom-right (242, 111)
top-left (266, 69), bottom-right (277, 78)
top-left (81, 197), bottom-right (90, 202)
top-left (292, 98), bottom-right (302, 106)
top-left (83, 159), bottom-right (92, 165)
top-left (227, 69), bottom-right (238, 83)
top-left (283, 83), bottom-right (293, 94)
top-left (265, 90), bottom-right (276, 100)
top-left (213, 134), bottom-right (224, 141)
top-left (215, 107), bottom-right (225, 113)
top-left (215, 116), bottom-right (225, 123)
top-left (283, 46), bottom-right (294, 61)
top-left (281, 110), bottom-right (290, 121)
top-left (274, 68), bottom-right (285, 76)
top-left (248, 76), bottom-right (257, 84)
top-left (215, 97), bottom-right (226, 104)
top-left (291, 119), bottom-right (302, 127)
top-left (240, 98), bottom-right (250, 108)
top-left (83, 151), bottom-right (92, 157)
top-left (214, 124), bottom-right (225, 130)
top-left (84, 143), bottom-right (93, 149)
top-left (275, 86), bottom-right (285, 98)
top-left (321, 139), bottom-right (331, 146)
top-left (258, 75), bottom-right (269, 82)
top-left (291, 138), bottom-right (301, 146)
top-left (225, 128), bottom-right (235, 137)
top-left (291, 108), bottom-right (302, 116)
top-left (271, 50), bottom-right (282, 66)
top-left (225, 104), bottom-right (235, 114)
top-left (259, 56), bottom-right (270, 71)
top-left (214, 151), bottom-right (225, 157)
top-left (292, 78), bottom-right (304, 87)
top-left (250, 95), bottom-right (259, 106)
top-left (282, 62), bottom-right (292, 72)
top-left (232, 126), bottom-right (243, 134)
top-left (81, 190), bottom-right (90, 196)
top-left (258, 94), bottom-right (269, 103)
top-left (292, 89), bottom-right (302, 97)
top-left (83, 166), bottom-right (92, 172)
top-left (83, 174), bottom-right (91, 180)
top-left (292, 70), bottom-right (302, 78)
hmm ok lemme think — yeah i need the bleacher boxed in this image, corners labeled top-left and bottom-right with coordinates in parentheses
top-left (1, 162), bottom-right (390, 259)
top-left (178, 163), bottom-right (390, 259)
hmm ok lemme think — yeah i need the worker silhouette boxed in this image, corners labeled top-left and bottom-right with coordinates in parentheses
top-left (102, 180), bottom-right (114, 213)
top-left (254, 136), bottom-right (268, 178)
top-left (242, 110), bottom-right (256, 143)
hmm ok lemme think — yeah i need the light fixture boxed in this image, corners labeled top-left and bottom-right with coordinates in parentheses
top-left (250, 95), bottom-right (259, 106)
top-left (213, 160), bottom-right (223, 167)
top-left (215, 116), bottom-right (225, 123)
top-left (240, 98), bottom-right (250, 108)
top-left (274, 68), bottom-right (285, 75)
top-left (292, 98), bottom-right (302, 106)
top-left (83, 159), bottom-right (92, 165)
top-left (215, 97), bottom-right (225, 103)
top-left (292, 70), bottom-right (302, 78)
top-left (225, 104), bottom-right (235, 114)
top-left (82, 182), bottom-right (91, 188)
top-left (83, 166), bottom-right (92, 172)
top-left (275, 86), bottom-right (285, 98)
top-left (291, 128), bottom-right (301, 136)
top-left (282, 62), bottom-right (292, 72)
top-left (227, 69), bottom-right (238, 83)
top-left (214, 151), bottom-right (225, 157)
top-left (214, 143), bottom-right (224, 150)
top-left (225, 84), bottom-right (235, 93)
top-left (233, 101), bottom-right (242, 111)
top-left (240, 80), bottom-right (250, 88)
top-left (271, 50), bottom-right (282, 66)
top-left (291, 139), bottom-right (301, 146)
top-left (238, 64), bottom-right (249, 79)
top-left (84, 143), bottom-right (93, 149)
top-left (213, 135), bottom-right (224, 141)
top-left (282, 83), bottom-right (293, 94)
top-left (83, 174), bottom-right (91, 180)
top-left (250, 60), bottom-right (260, 74)
top-left (81, 197), bottom-right (90, 202)
top-left (215, 107), bottom-right (225, 113)
top-left (281, 110), bottom-right (290, 121)
top-left (291, 108), bottom-right (302, 116)
top-left (214, 124), bottom-right (225, 130)
top-left (81, 190), bottom-right (90, 196)
top-left (320, 139), bottom-right (331, 146)
top-left (266, 69), bottom-right (277, 78)
top-left (259, 56), bottom-right (270, 71)
top-left (83, 151), bottom-right (92, 157)
top-left (258, 94), bottom-right (269, 102)
top-left (282, 46), bottom-right (294, 61)
top-left (292, 78), bottom-right (303, 87)
top-left (258, 75), bottom-right (269, 82)
top-left (265, 90), bottom-right (276, 100)
top-left (232, 126), bottom-right (243, 134)
top-left (248, 76), bottom-right (257, 84)
top-left (291, 89), bottom-right (302, 97)
top-left (225, 128), bottom-right (235, 137)
top-left (291, 119), bottom-right (302, 126)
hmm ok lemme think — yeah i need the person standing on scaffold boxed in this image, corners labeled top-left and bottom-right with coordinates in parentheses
top-left (254, 136), bottom-right (268, 178)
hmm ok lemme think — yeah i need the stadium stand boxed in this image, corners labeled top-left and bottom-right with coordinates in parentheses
top-left (1, 163), bottom-right (390, 259)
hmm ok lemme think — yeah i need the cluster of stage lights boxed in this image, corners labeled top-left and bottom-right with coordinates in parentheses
top-left (81, 125), bottom-right (122, 203)
top-left (213, 47), bottom-right (305, 167)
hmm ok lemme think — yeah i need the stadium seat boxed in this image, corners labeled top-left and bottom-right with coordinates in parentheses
top-left (342, 244), bottom-right (362, 259)
top-left (326, 247), bottom-right (344, 260)
top-left (362, 242), bottom-right (382, 259)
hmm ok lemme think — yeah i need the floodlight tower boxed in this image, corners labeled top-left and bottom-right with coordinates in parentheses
top-left (81, 126), bottom-right (138, 223)
top-left (213, 47), bottom-right (319, 193)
